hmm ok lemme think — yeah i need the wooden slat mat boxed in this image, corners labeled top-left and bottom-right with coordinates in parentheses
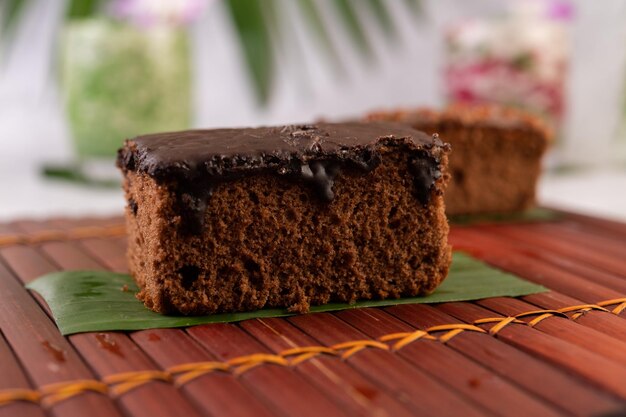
top-left (1, 212), bottom-right (626, 417)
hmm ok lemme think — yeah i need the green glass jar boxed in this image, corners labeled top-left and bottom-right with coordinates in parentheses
top-left (61, 19), bottom-right (191, 159)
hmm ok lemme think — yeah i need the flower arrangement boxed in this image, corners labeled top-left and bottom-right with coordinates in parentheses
top-left (444, 0), bottom-right (572, 130)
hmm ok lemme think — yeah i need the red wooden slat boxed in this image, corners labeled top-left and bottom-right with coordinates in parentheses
top-left (530, 221), bottom-right (626, 259)
top-left (241, 317), bottom-right (415, 417)
top-left (384, 303), bottom-right (622, 417)
top-left (435, 301), bottom-right (626, 399)
top-left (0, 331), bottom-right (46, 417)
top-left (4, 212), bottom-right (626, 417)
top-left (450, 228), bottom-right (624, 302)
top-left (288, 312), bottom-right (489, 417)
top-left (12, 220), bottom-right (64, 235)
top-left (477, 297), bottom-right (626, 366)
top-left (39, 242), bottom-right (104, 271)
top-left (71, 333), bottom-right (203, 417)
top-left (0, 221), bottom-right (22, 238)
top-left (132, 329), bottom-right (278, 417)
top-left (556, 209), bottom-right (626, 239)
top-left (188, 323), bottom-right (351, 417)
top-left (523, 291), bottom-right (626, 339)
top-left (480, 224), bottom-right (626, 277)
top-left (1, 245), bottom-right (202, 417)
top-left (334, 308), bottom-right (565, 417)
top-left (518, 249), bottom-right (626, 294)
top-left (54, 238), bottom-right (278, 417)
top-left (15, 217), bottom-right (124, 232)
top-left (451, 228), bottom-right (626, 337)
top-left (0, 257), bottom-right (123, 417)
top-left (53, 216), bottom-right (124, 229)
top-left (79, 238), bottom-right (128, 273)
top-left (88, 233), bottom-right (377, 417)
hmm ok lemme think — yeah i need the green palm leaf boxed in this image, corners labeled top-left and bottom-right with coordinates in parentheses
top-left (1, 0), bottom-right (27, 35)
top-left (298, 0), bottom-right (343, 71)
top-left (3, 0), bottom-right (422, 107)
top-left (66, 0), bottom-right (104, 19)
top-left (331, 0), bottom-right (372, 59)
top-left (261, 0), bottom-right (283, 46)
top-left (225, 0), bottom-right (274, 105)
top-left (365, 0), bottom-right (396, 39)
top-left (403, 0), bottom-right (423, 19)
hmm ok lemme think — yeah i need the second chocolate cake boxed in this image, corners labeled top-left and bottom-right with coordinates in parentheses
top-left (367, 105), bottom-right (551, 215)
top-left (117, 122), bottom-right (451, 315)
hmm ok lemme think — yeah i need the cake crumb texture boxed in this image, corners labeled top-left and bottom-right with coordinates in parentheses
top-left (123, 137), bottom-right (451, 315)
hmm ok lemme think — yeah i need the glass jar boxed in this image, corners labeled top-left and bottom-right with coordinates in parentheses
top-left (61, 19), bottom-right (191, 160)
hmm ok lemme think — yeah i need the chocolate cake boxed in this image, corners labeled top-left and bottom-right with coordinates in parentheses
top-left (117, 122), bottom-right (452, 315)
top-left (367, 105), bottom-right (551, 215)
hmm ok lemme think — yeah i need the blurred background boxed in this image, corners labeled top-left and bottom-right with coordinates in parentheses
top-left (1, 0), bottom-right (625, 221)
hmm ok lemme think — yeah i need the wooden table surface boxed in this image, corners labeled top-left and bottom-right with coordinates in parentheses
top-left (1, 211), bottom-right (626, 417)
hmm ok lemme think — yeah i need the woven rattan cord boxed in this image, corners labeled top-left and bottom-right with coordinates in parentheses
top-left (2, 297), bottom-right (626, 409)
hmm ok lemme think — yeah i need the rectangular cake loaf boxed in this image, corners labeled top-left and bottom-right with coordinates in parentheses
top-left (367, 105), bottom-right (551, 216)
top-left (117, 122), bottom-right (451, 315)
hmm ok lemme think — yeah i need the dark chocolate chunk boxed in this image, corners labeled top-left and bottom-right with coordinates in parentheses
top-left (128, 198), bottom-right (138, 216)
top-left (178, 265), bottom-right (201, 289)
top-left (300, 161), bottom-right (340, 201)
top-left (409, 154), bottom-right (442, 205)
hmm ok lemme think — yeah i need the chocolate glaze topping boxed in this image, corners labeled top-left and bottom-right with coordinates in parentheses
top-left (118, 122), bottom-right (448, 233)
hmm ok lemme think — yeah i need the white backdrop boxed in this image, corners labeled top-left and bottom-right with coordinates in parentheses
top-left (2, 0), bottom-right (626, 167)
top-left (1, 0), bottom-right (626, 220)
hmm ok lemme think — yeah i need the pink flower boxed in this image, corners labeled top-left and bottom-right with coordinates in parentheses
top-left (109, 0), bottom-right (210, 27)
top-left (546, 0), bottom-right (574, 21)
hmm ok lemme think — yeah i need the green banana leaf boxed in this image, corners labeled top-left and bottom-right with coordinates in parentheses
top-left (449, 208), bottom-right (561, 226)
top-left (27, 252), bottom-right (546, 335)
